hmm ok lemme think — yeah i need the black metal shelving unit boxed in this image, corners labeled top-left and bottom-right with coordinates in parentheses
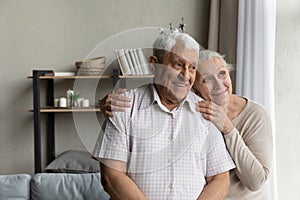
top-left (31, 70), bottom-right (113, 173)
top-left (30, 69), bottom-right (153, 173)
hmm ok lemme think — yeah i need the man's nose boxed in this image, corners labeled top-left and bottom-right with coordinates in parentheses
top-left (179, 66), bottom-right (190, 80)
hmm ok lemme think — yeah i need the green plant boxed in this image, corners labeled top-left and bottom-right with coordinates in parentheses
top-left (69, 93), bottom-right (80, 100)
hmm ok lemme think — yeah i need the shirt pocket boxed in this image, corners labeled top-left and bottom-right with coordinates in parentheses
top-left (127, 109), bottom-right (170, 173)
top-left (130, 108), bottom-right (168, 139)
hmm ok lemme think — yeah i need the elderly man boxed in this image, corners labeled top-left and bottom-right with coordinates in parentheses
top-left (93, 31), bottom-right (235, 200)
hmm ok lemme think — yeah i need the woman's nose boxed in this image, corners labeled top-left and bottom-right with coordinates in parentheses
top-left (213, 78), bottom-right (222, 90)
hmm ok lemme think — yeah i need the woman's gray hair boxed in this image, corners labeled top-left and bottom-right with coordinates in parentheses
top-left (152, 30), bottom-right (200, 62)
top-left (198, 50), bottom-right (234, 72)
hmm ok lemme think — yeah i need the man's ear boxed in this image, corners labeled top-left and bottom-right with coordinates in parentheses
top-left (148, 56), bottom-right (158, 74)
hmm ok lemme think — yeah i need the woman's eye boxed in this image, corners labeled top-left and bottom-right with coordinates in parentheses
top-left (218, 71), bottom-right (226, 78)
top-left (203, 76), bottom-right (212, 83)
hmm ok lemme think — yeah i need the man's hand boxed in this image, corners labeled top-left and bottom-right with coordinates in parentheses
top-left (99, 88), bottom-right (131, 117)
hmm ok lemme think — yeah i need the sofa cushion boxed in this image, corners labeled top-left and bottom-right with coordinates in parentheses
top-left (30, 172), bottom-right (109, 200)
top-left (45, 150), bottom-right (100, 173)
top-left (0, 174), bottom-right (31, 200)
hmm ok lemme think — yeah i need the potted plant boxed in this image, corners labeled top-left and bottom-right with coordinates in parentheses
top-left (69, 93), bottom-right (80, 107)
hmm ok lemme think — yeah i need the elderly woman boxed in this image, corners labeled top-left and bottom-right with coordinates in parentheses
top-left (100, 50), bottom-right (273, 200)
top-left (193, 50), bottom-right (272, 200)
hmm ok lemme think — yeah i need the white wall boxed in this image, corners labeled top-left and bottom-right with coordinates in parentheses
top-left (275, 0), bottom-right (300, 199)
top-left (0, 0), bottom-right (209, 174)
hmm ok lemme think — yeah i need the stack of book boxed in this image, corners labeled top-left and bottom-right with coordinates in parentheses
top-left (114, 48), bottom-right (152, 76)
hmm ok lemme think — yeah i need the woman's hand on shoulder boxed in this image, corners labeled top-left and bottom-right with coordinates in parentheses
top-left (99, 88), bottom-right (131, 117)
top-left (196, 100), bottom-right (233, 134)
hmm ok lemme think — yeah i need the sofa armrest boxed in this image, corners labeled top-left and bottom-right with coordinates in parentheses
top-left (0, 174), bottom-right (31, 200)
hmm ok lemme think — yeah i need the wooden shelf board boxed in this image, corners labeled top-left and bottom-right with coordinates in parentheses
top-left (119, 75), bottom-right (154, 79)
top-left (27, 75), bottom-right (113, 79)
top-left (29, 107), bottom-right (101, 113)
top-left (27, 75), bottom-right (154, 79)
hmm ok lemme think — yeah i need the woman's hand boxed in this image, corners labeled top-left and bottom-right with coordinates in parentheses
top-left (99, 89), bottom-right (131, 117)
top-left (196, 100), bottom-right (234, 134)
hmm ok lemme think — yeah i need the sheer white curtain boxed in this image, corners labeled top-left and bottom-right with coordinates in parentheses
top-left (236, 0), bottom-right (277, 199)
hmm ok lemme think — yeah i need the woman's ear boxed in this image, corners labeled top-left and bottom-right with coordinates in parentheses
top-left (148, 56), bottom-right (158, 74)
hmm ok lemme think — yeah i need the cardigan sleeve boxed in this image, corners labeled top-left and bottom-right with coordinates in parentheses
top-left (223, 105), bottom-right (273, 191)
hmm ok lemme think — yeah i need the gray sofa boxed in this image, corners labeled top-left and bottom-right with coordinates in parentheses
top-left (0, 172), bottom-right (110, 200)
top-left (0, 150), bottom-right (110, 200)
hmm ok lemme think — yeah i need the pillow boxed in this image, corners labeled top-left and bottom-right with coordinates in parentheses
top-left (45, 150), bottom-right (100, 173)
top-left (0, 174), bottom-right (31, 200)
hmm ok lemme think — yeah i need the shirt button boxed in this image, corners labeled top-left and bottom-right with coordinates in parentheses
top-left (168, 159), bottom-right (172, 163)
top-left (168, 183), bottom-right (173, 189)
top-left (168, 135), bottom-right (173, 141)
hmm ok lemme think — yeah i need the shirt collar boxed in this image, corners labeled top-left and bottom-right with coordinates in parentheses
top-left (179, 91), bottom-right (198, 114)
top-left (139, 84), bottom-right (197, 114)
top-left (138, 84), bottom-right (159, 110)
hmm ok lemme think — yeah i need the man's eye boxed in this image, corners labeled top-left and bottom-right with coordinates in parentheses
top-left (172, 63), bottom-right (183, 69)
top-left (189, 65), bottom-right (196, 71)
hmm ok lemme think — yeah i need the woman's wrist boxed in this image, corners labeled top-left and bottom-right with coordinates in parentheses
top-left (222, 119), bottom-right (234, 135)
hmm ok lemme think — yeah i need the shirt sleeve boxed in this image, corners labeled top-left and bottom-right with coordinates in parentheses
top-left (206, 124), bottom-right (236, 177)
top-left (93, 116), bottom-right (129, 163)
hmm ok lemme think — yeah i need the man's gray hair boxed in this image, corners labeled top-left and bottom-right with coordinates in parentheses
top-left (199, 50), bottom-right (234, 72)
top-left (152, 30), bottom-right (200, 62)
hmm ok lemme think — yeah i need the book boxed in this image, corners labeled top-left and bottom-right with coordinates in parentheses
top-left (114, 49), bottom-right (131, 76)
top-left (133, 49), bottom-right (143, 75)
top-left (114, 48), bottom-right (153, 76)
top-left (129, 49), bottom-right (142, 75)
top-left (44, 71), bottom-right (76, 76)
top-left (136, 48), bottom-right (152, 75)
top-left (124, 49), bottom-right (136, 75)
